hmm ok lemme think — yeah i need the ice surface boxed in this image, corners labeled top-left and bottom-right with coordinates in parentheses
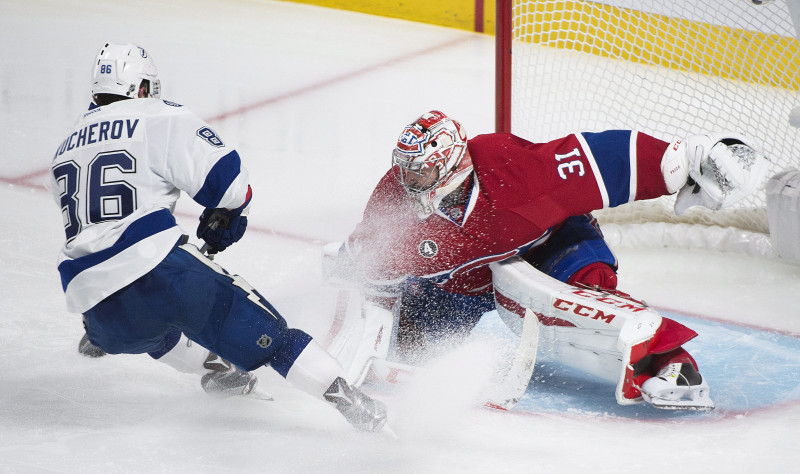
top-left (2, 1), bottom-right (800, 472)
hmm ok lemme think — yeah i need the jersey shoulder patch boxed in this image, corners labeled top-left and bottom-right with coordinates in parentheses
top-left (197, 127), bottom-right (224, 147)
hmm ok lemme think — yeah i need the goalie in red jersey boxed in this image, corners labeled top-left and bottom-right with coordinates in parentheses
top-left (325, 110), bottom-right (767, 410)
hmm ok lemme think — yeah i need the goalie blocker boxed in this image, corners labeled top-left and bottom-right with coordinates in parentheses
top-left (491, 257), bottom-right (714, 410)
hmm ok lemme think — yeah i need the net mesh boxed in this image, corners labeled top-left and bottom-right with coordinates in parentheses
top-left (511, 0), bottom-right (800, 234)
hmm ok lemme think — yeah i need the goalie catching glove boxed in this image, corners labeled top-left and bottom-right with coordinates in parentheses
top-left (661, 134), bottom-right (768, 215)
top-left (197, 190), bottom-right (251, 253)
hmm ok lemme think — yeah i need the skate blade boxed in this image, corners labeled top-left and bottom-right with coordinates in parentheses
top-left (244, 388), bottom-right (274, 401)
top-left (647, 397), bottom-right (715, 411)
top-left (382, 423), bottom-right (399, 439)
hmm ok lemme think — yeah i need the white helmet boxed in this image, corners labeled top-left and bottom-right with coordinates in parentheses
top-left (392, 110), bottom-right (471, 215)
top-left (91, 43), bottom-right (160, 101)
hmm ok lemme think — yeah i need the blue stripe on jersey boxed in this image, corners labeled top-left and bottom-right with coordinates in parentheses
top-left (57, 209), bottom-right (178, 291)
top-left (580, 131), bottom-right (632, 208)
top-left (193, 150), bottom-right (242, 208)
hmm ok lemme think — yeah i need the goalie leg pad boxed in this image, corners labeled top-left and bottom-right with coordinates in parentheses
top-left (491, 257), bottom-right (708, 407)
top-left (321, 288), bottom-right (394, 386)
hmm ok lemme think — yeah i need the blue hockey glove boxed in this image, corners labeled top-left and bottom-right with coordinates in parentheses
top-left (197, 201), bottom-right (249, 253)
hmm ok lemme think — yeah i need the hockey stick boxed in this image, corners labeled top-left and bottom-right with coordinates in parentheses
top-left (482, 308), bottom-right (539, 410)
top-left (199, 243), bottom-right (215, 260)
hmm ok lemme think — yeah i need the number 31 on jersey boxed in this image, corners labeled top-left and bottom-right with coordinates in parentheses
top-left (555, 148), bottom-right (585, 180)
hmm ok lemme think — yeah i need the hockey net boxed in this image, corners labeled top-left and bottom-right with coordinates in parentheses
top-left (499, 0), bottom-right (800, 258)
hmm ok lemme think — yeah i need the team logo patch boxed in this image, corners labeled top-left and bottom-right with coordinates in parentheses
top-left (418, 239), bottom-right (439, 258)
top-left (397, 126), bottom-right (429, 156)
top-left (197, 127), bottom-right (224, 147)
top-left (257, 335), bottom-right (272, 348)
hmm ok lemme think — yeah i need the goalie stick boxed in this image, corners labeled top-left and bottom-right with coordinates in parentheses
top-left (482, 307), bottom-right (539, 410)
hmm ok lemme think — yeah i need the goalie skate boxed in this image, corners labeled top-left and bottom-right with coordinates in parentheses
top-left (640, 363), bottom-right (714, 410)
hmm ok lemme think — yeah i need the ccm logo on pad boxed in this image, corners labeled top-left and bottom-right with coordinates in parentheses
top-left (552, 298), bottom-right (616, 324)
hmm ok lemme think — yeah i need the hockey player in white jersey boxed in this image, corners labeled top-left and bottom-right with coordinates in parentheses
top-left (50, 43), bottom-right (387, 431)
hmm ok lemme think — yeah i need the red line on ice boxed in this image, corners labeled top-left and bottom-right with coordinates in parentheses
top-left (5, 36), bottom-right (472, 187)
top-left (3, 34), bottom-right (474, 243)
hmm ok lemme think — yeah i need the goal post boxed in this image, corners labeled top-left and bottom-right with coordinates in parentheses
top-left (496, 0), bottom-right (513, 133)
top-left (495, 0), bottom-right (800, 259)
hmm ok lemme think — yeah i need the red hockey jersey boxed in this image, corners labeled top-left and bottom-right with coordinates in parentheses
top-left (345, 130), bottom-right (672, 296)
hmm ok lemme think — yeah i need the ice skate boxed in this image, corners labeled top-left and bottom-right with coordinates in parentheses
top-left (641, 363), bottom-right (714, 410)
top-left (78, 333), bottom-right (106, 358)
top-left (324, 377), bottom-right (388, 432)
top-left (200, 353), bottom-right (258, 397)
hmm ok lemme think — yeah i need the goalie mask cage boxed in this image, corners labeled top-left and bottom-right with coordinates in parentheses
top-left (496, 0), bottom-right (800, 259)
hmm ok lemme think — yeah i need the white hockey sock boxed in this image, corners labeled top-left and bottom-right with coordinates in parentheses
top-left (155, 334), bottom-right (210, 375)
top-left (285, 339), bottom-right (346, 400)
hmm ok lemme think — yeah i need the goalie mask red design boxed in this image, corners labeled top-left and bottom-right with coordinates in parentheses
top-left (392, 110), bottom-right (469, 196)
top-left (396, 126), bottom-right (430, 157)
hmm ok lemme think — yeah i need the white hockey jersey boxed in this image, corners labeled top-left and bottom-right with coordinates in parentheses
top-left (50, 99), bottom-right (250, 313)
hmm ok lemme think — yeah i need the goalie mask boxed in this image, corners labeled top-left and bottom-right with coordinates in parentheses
top-left (392, 110), bottom-right (471, 215)
top-left (91, 43), bottom-right (161, 101)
